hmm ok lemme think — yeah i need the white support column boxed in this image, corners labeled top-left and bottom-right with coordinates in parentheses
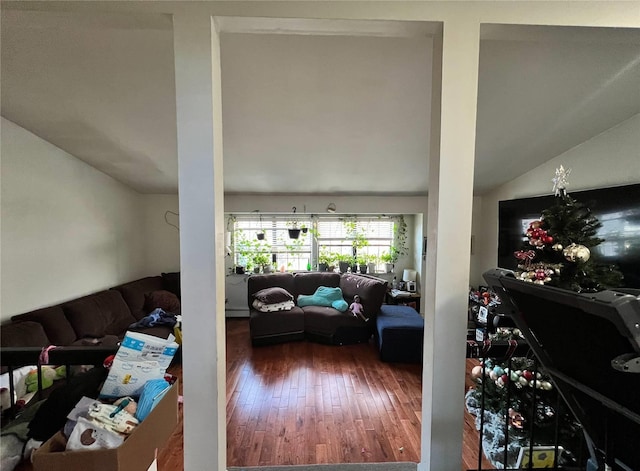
top-left (173, 14), bottom-right (226, 471)
top-left (420, 19), bottom-right (480, 471)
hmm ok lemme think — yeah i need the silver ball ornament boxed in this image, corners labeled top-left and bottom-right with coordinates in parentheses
top-left (574, 244), bottom-right (591, 262)
top-left (563, 243), bottom-right (579, 262)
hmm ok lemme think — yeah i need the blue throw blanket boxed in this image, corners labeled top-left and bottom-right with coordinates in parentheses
top-left (129, 308), bottom-right (177, 329)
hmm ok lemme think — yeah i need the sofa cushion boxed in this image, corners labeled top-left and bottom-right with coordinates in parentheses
top-left (340, 274), bottom-right (387, 321)
top-left (294, 272), bottom-right (340, 297)
top-left (253, 287), bottom-right (294, 304)
top-left (249, 306), bottom-right (305, 339)
top-left (12, 305), bottom-right (77, 345)
top-left (161, 272), bottom-right (181, 298)
top-left (63, 290), bottom-right (136, 338)
top-left (112, 277), bottom-right (164, 321)
top-left (302, 305), bottom-right (366, 336)
top-left (1, 321), bottom-right (50, 347)
top-left (144, 290), bottom-right (181, 314)
top-left (247, 273), bottom-right (296, 309)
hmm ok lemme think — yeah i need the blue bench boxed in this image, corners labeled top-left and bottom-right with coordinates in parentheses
top-left (376, 304), bottom-right (424, 363)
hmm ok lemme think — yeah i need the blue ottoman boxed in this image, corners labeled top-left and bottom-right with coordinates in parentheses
top-left (376, 304), bottom-right (424, 363)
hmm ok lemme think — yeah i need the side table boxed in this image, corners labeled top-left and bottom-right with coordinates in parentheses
top-left (385, 289), bottom-right (421, 312)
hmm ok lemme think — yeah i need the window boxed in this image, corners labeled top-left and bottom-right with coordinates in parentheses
top-left (316, 217), bottom-right (395, 266)
top-left (231, 214), bottom-right (398, 272)
top-left (233, 215), bottom-right (312, 271)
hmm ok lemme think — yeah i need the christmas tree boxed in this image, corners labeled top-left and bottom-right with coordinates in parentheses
top-left (513, 166), bottom-right (622, 292)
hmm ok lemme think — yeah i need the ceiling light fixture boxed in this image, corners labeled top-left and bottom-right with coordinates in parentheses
top-left (326, 203), bottom-right (336, 213)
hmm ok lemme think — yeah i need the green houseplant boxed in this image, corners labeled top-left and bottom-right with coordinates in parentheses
top-left (252, 252), bottom-right (270, 273)
top-left (356, 254), bottom-right (369, 274)
top-left (380, 250), bottom-right (394, 273)
top-left (335, 253), bottom-right (354, 273)
top-left (318, 249), bottom-right (334, 272)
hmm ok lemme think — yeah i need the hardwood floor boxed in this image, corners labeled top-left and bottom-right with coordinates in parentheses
top-left (224, 319), bottom-right (422, 466)
top-left (160, 318), bottom-right (493, 470)
top-left (18, 318), bottom-right (493, 470)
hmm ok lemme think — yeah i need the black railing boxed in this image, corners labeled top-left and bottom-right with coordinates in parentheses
top-left (466, 339), bottom-right (588, 470)
top-left (1, 345), bottom-right (117, 423)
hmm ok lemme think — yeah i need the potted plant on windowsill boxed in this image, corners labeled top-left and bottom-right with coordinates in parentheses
top-left (252, 253), bottom-right (270, 273)
top-left (318, 250), bottom-right (334, 272)
top-left (335, 253), bottom-right (353, 274)
top-left (357, 255), bottom-right (369, 274)
top-left (367, 255), bottom-right (378, 274)
top-left (380, 250), bottom-right (394, 273)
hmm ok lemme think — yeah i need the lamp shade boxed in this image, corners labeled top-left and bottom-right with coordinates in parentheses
top-left (402, 269), bottom-right (417, 282)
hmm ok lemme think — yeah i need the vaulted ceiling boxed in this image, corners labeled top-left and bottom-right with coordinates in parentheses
top-left (2, 9), bottom-right (639, 195)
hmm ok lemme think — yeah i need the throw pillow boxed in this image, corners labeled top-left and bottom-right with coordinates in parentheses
top-left (252, 299), bottom-right (295, 313)
top-left (144, 290), bottom-right (181, 314)
top-left (161, 272), bottom-right (181, 298)
top-left (297, 286), bottom-right (348, 312)
top-left (253, 287), bottom-right (294, 304)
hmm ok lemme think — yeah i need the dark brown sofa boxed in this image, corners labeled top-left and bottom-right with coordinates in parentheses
top-left (248, 272), bottom-right (387, 346)
top-left (1, 274), bottom-right (180, 351)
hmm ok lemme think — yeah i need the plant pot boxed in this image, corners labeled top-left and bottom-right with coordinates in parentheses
top-left (338, 261), bottom-right (350, 273)
top-left (301, 227), bottom-right (308, 234)
top-left (384, 263), bottom-right (393, 273)
top-left (253, 267), bottom-right (260, 274)
top-left (367, 262), bottom-right (377, 273)
top-left (350, 264), bottom-right (358, 274)
top-left (288, 229), bottom-right (301, 239)
top-left (256, 232), bottom-right (265, 240)
top-left (359, 264), bottom-right (368, 274)
top-left (263, 265), bottom-right (273, 273)
top-left (235, 266), bottom-right (245, 275)
top-left (318, 263), bottom-right (328, 272)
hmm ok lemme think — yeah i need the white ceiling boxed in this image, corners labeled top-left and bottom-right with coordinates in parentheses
top-left (1, 10), bottom-right (639, 195)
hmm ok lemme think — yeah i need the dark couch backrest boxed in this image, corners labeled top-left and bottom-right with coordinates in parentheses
top-left (63, 290), bottom-right (135, 339)
top-left (340, 274), bottom-right (387, 320)
top-left (293, 272), bottom-right (341, 297)
top-left (0, 321), bottom-right (50, 348)
top-left (12, 305), bottom-right (77, 345)
top-left (247, 273), bottom-right (296, 309)
top-left (112, 276), bottom-right (164, 321)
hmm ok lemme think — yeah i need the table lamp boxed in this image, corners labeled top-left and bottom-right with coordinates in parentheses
top-left (403, 269), bottom-right (417, 292)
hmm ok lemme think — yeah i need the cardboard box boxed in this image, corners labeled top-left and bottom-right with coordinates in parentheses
top-left (33, 381), bottom-right (179, 471)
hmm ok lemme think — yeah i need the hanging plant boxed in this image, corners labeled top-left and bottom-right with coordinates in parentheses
top-left (391, 216), bottom-right (408, 263)
top-left (288, 228), bottom-right (301, 239)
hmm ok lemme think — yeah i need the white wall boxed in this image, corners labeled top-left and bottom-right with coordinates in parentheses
top-left (472, 113), bottom-right (640, 286)
top-left (0, 118), bottom-right (146, 321)
top-left (141, 194), bottom-right (181, 275)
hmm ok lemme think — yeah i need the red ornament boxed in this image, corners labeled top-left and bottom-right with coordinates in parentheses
top-left (501, 374), bottom-right (509, 383)
top-left (522, 370), bottom-right (534, 381)
top-left (543, 235), bottom-right (554, 244)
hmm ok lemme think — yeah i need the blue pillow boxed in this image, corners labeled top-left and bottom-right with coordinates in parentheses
top-left (297, 286), bottom-right (348, 312)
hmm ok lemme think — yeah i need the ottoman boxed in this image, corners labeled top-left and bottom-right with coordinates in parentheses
top-left (376, 304), bottom-right (424, 363)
